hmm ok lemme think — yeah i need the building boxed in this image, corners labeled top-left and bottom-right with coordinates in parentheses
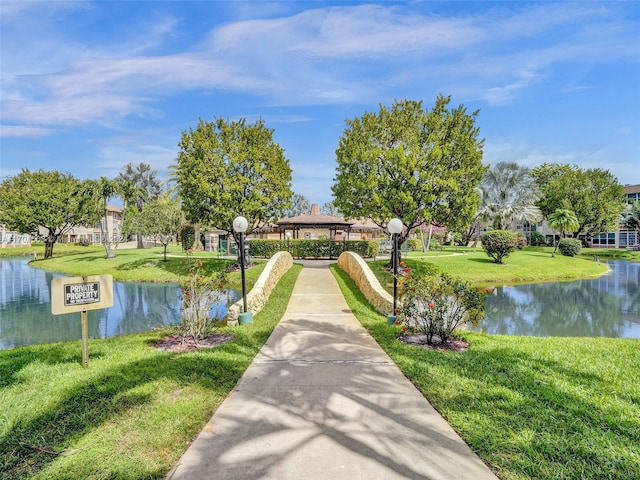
top-left (590, 184), bottom-right (640, 249)
top-left (38, 205), bottom-right (124, 245)
top-left (0, 224), bottom-right (31, 248)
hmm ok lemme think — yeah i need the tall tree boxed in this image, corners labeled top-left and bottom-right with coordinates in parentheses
top-left (621, 201), bottom-right (640, 236)
top-left (332, 95), bottom-right (486, 265)
top-left (476, 161), bottom-right (542, 230)
top-left (80, 177), bottom-right (122, 258)
top-left (321, 201), bottom-right (339, 216)
top-left (0, 169), bottom-right (90, 258)
top-left (283, 193), bottom-right (310, 217)
top-left (532, 163), bottom-right (625, 237)
top-left (547, 208), bottom-right (580, 257)
top-left (137, 193), bottom-right (184, 261)
top-left (115, 162), bottom-right (163, 249)
top-left (173, 117), bottom-right (293, 261)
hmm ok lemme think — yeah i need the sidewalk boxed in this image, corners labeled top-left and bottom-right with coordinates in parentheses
top-left (167, 267), bottom-right (498, 480)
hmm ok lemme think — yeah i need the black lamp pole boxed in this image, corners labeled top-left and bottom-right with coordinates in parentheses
top-left (239, 231), bottom-right (247, 313)
top-left (392, 232), bottom-right (398, 314)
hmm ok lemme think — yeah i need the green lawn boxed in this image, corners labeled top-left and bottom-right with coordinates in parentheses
top-left (0, 264), bottom-right (302, 479)
top-left (372, 247), bottom-right (610, 289)
top-left (331, 264), bottom-right (640, 480)
top-left (27, 245), bottom-right (265, 289)
top-left (0, 243), bottom-right (104, 258)
top-left (3, 243), bottom-right (640, 479)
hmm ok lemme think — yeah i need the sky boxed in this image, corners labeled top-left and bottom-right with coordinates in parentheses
top-left (1, 0), bottom-right (639, 206)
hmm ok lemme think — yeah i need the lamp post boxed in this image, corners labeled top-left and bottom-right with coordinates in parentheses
top-left (387, 218), bottom-right (403, 325)
top-left (233, 216), bottom-right (252, 325)
top-left (286, 231), bottom-right (291, 253)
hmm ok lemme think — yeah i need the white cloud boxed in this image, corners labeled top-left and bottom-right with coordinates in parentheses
top-left (1, 2), bottom-right (638, 128)
top-left (0, 125), bottom-right (56, 137)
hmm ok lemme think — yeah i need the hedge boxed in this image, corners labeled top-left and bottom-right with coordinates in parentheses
top-left (248, 239), bottom-right (379, 259)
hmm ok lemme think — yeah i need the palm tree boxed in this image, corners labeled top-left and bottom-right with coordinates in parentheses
top-left (548, 208), bottom-right (580, 257)
top-left (621, 201), bottom-right (640, 242)
top-left (79, 177), bottom-right (120, 258)
top-left (115, 162), bottom-right (163, 248)
top-left (476, 162), bottom-right (542, 230)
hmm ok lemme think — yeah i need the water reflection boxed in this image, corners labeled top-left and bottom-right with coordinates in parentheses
top-left (471, 260), bottom-right (640, 338)
top-left (0, 256), bottom-right (241, 349)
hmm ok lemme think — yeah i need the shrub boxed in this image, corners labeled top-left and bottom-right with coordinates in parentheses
top-left (180, 253), bottom-right (228, 340)
top-left (397, 271), bottom-right (486, 344)
top-left (482, 230), bottom-right (518, 264)
top-left (407, 239), bottom-right (423, 251)
top-left (530, 231), bottom-right (546, 246)
top-left (558, 238), bottom-right (582, 257)
top-left (180, 225), bottom-right (195, 251)
top-left (427, 239), bottom-right (443, 251)
top-left (516, 234), bottom-right (527, 249)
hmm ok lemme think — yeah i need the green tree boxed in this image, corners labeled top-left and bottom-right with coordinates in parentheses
top-left (138, 193), bottom-right (184, 261)
top-left (532, 163), bottom-right (625, 237)
top-left (0, 169), bottom-right (90, 258)
top-left (173, 117), bottom-right (293, 262)
top-left (283, 193), bottom-right (310, 217)
top-left (332, 96), bottom-right (486, 266)
top-left (547, 208), bottom-right (580, 257)
top-left (80, 177), bottom-right (122, 258)
top-left (115, 162), bottom-right (163, 249)
top-left (321, 201), bottom-right (339, 216)
top-left (476, 161), bottom-right (542, 230)
top-left (621, 201), bottom-right (640, 240)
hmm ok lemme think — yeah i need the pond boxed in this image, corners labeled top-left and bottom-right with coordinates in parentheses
top-left (0, 256), bottom-right (241, 350)
top-left (470, 259), bottom-right (640, 338)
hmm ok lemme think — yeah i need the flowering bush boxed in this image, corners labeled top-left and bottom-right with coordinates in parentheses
top-left (482, 230), bottom-right (518, 264)
top-left (397, 271), bottom-right (486, 344)
top-left (180, 251), bottom-right (228, 341)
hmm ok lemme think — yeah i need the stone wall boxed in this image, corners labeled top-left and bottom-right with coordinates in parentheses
top-left (337, 251), bottom-right (393, 316)
top-left (227, 251), bottom-right (293, 325)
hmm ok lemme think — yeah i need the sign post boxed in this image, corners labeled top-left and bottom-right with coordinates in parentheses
top-left (51, 275), bottom-right (114, 368)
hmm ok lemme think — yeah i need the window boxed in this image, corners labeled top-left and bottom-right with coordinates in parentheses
top-left (592, 233), bottom-right (615, 246)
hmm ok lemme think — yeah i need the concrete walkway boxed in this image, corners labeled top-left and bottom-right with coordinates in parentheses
top-left (167, 267), bottom-right (498, 480)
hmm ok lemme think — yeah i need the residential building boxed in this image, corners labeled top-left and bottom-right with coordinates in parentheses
top-left (38, 205), bottom-right (124, 245)
top-left (591, 184), bottom-right (640, 249)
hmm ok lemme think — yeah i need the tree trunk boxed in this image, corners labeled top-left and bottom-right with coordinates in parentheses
top-left (137, 234), bottom-right (144, 249)
top-left (44, 236), bottom-right (55, 259)
top-left (193, 223), bottom-right (203, 251)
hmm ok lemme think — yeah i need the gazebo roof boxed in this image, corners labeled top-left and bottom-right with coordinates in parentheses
top-left (277, 204), bottom-right (355, 229)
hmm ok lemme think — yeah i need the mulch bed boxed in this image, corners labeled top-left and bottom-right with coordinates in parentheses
top-left (398, 333), bottom-right (469, 352)
top-left (152, 333), bottom-right (235, 352)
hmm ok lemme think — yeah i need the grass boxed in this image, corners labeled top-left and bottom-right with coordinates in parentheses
top-left (330, 264), bottom-right (640, 480)
top-left (0, 264), bottom-right (302, 479)
top-left (371, 247), bottom-right (610, 289)
top-left (25, 245), bottom-right (266, 289)
top-left (0, 243), bottom-right (104, 258)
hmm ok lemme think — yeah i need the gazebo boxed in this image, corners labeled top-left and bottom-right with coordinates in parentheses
top-left (276, 204), bottom-right (355, 240)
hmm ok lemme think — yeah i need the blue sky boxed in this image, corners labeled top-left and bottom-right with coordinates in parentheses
top-left (1, 0), bottom-right (639, 206)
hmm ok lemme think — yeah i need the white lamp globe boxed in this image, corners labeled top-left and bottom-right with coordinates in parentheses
top-left (387, 218), bottom-right (403, 234)
top-left (286, 232), bottom-right (291, 238)
top-left (233, 216), bottom-right (249, 233)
